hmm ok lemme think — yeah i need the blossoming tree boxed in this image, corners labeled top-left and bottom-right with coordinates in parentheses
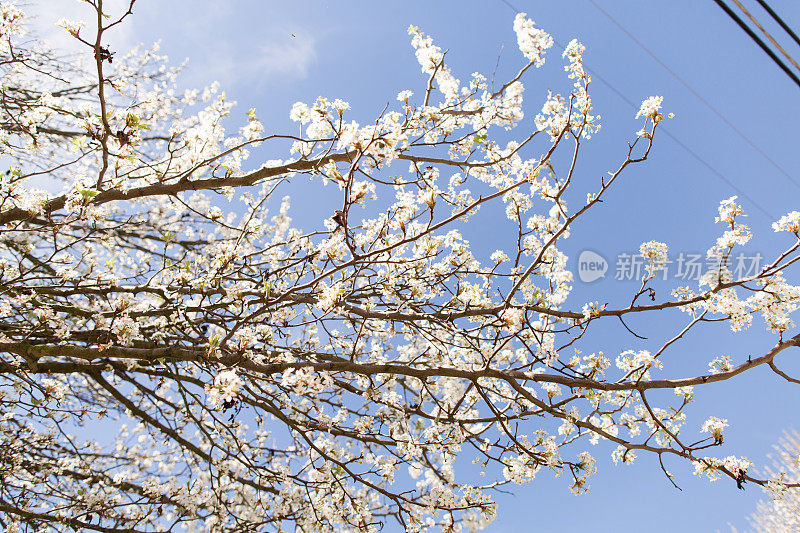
top-left (745, 430), bottom-right (800, 532)
top-left (1, 1), bottom-right (799, 531)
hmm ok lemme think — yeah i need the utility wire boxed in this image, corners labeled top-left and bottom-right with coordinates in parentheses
top-left (730, 0), bottom-right (800, 73)
top-left (587, 0), bottom-right (800, 193)
top-left (712, 0), bottom-right (800, 89)
top-left (577, 62), bottom-right (773, 220)
top-left (494, 0), bottom-right (774, 219)
top-left (755, 0), bottom-right (800, 49)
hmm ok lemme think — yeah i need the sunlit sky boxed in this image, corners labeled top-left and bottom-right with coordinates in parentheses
top-left (32, 1), bottom-right (800, 530)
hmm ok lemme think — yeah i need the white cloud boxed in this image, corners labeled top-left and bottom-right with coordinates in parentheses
top-left (255, 31), bottom-right (317, 79)
top-left (128, 2), bottom-right (319, 90)
top-left (20, 1), bottom-right (319, 90)
top-left (173, 29), bottom-right (318, 90)
top-left (24, 0), bottom-right (138, 57)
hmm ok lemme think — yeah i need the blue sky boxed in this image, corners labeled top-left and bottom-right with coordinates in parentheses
top-left (35, 0), bottom-right (800, 530)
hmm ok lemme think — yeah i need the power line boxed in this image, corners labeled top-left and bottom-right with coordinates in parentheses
top-left (497, 0), bottom-right (520, 14)
top-left (730, 0), bottom-right (800, 73)
top-left (494, 0), bottom-right (774, 219)
top-left (578, 62), bottom-right (773, 221)
top-left (754, 0), bottom-right (800, 49)
top-left (587, 0), bottom-right (800, 194)
top-left (712, 0), bottom-right (800, 89)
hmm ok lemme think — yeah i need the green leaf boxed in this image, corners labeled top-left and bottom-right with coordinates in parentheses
top-left (76, 184), bottom-right (99, 201)
top-left (208, 335), bottom-right (220, 349)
